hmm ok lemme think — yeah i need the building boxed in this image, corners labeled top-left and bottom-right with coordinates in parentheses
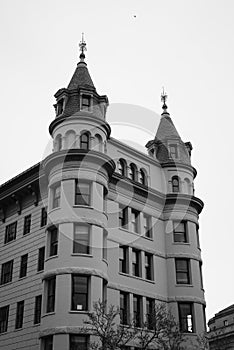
top-left (208, 305), bottom-right (234, 349)
top-left (0, 38), bottom-right (206, 350)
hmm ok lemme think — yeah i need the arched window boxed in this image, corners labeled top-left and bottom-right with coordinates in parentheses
top-left (55, 134), bottom-right (62, 151)
top-left (65, 130), bottom-right (76, 149)
top-left (94, 134), bottom-right (103, 152)
top-left (118, 159), bottom-right (127, 177)
top-left (80, 132), bottom-right (90, 150)
top-left (184, 178), bottom-right (191, 194)
top-left (172, 176), bottom-right (180, 193)
top-left (129, 163), bottom-right (137, 181)
top-left (139, 168), bottom-right (147, 186)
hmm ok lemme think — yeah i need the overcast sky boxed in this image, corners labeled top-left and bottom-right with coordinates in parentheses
top-left (0, 0), bottom-right (234, 322)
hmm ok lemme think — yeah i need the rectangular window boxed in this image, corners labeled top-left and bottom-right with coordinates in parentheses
top-left (38, 247), bottom-right (45, 272)
top-left (34, 295), bottom-right (42, 324)
top-left (4, 221), bottom-right (17, 244)
top-left (43, 335), bottom-right (53, 350)
top-left (133, 294), bottom-right (142, 327)
top-left (73, 225), bottom-right (90, 254)
top-left (173, 221), bottom-right (187, 243)
top-left (72, 275), bottom-right (89, 311)
top-left (53, 184), bottom-right (61, 209)
top-left (132, 249), bottom-right (141, 277)
top-left (169, 144), bottom-right (178, 159)
top-left (175, 258), bottom-right (191, 284)
top-left (19, 254), bottom-right (28, 278)
top-left (70, 335), bottom-right (88, 350)
top-left (41, 207), bottom-right (47, 227)
top-left (145, 253), bottom-right (153, 280)
top-left (119, 246), bottom-right (128, 274)
top-left (103, 231), bottom-right (107, 260)
top-left (196, 225), bottom-right (200, 248)
top-left (23, 215), bottom-right (31, 235)
top-left (46, 277), bottom-right (56, 313)
top-left (75, 181), bottom-right (90, 206)
top-left (1, 260), bottom-right (13, 285)
top-left (146, 298), bottom-right (155, 329)
top-left (178, 302), bottom-right (194, 333)
top-left (120, 292), bottom-right (129, 325)
top-left (143, 214), bottom-right (152, 238)
top-left (119, 205), bottom-right (128, 228)
top-left (49, 227), bottom-right (58, 256)
top-left (0, 305), bottom-right (9, 333)
top-left (130, 208), bottom-right (140, 233)
top-left (15, 300), bottom-right (24, 329)
top-left (199, 262), bottom-right (203, 289)
top-left (81, 95), bottom-right (91, 111)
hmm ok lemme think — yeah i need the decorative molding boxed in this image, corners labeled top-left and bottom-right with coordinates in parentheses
top-left (11, 194), bottom-right (22, 215)
top-left (42, 267), bottom-right (108, 281)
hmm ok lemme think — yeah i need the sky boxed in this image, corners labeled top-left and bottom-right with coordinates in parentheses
top-left (0, 0), bottom-right (234, 322)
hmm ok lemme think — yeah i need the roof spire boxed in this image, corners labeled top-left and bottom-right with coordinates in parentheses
top-left (79, 32), bottom-right (87, 62)
top-left (161, 87), bottom-right (169, 115)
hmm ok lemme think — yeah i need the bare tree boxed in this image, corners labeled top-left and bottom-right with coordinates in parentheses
top-left (82, 300), bottom-right (136, 350)
top-left (135, 303), bottom-right (185, 350)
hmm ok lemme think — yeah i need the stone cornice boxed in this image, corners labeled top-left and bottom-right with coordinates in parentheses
top-left (43, 149), bottom-right (116, 179)
top-left (165, 193), bottom-right (204, 214)
top-left (49, 113), bottom-right (111, 137)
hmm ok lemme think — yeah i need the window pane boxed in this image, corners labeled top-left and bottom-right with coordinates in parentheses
top-left (70, 335), bottom-right (88, 350)
top-left (0, 305), bottom-right (9, 333)
top-left (178, 303), bottom-right (194, 333)
top-left (75, 182), bottom-right (90, 205)
top-left (73, 225), bottom-right (89, 254)
top-left (72, 275), bottom-right (88, 311)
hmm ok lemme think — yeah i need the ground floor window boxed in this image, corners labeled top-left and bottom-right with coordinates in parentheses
top-left (70, 335), bottom-right (88, 350)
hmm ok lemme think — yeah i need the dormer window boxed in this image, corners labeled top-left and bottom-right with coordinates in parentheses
top-left (169, 144), bottom-right (178, 159)
top-left (81, 95), bottom-right (91, 111)
top-left (57, 99), bottom-right (64, 116)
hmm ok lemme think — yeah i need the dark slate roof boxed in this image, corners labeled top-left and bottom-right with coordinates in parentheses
top-left (67, 61), bottom-right (95, 90)
top-left (155, 114), bottom-right (181, 141)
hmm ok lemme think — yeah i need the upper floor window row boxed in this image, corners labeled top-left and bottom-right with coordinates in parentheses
top-left (54, 130), bottom-right (103, 152)
top-left (3, 208), bottom-right (47, 245)
top-left (119, 205), bottom-right (153, 239)
top-left (171, 175), bottom-right (193, 194)
top-left (118, 158), bottom-right (148, 186)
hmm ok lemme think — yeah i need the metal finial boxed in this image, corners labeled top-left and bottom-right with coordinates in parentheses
top-left (79, 32), bottom-right (87, 61)
top-left (161, 87), bottom-right (169, 114)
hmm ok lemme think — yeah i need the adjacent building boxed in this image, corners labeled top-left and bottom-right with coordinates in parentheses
top-left (0, 38), bottom-right (206, 349)
top-left (208, 305), bottom-right (234, 349)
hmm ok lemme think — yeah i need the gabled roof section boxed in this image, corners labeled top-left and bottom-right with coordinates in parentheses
top-left (67, 61), bottom-right (96, 90)
top-left (155, 114), bottom-right (181, 142)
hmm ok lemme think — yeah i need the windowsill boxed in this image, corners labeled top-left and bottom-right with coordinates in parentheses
top-left (173, 242), bottom-right (190, 245)
top-left (69, 310), bottom-right (89, 314)
top-left (36, 269), bottom-right (44, 274)
top-left (23, 232), bottom-right (31, 236)
top-left (14, 327), bottom-right (23, 332)
top-left (42, 312), bottom-right (55, 318)
top-left (0, 331), bottom-right (7, 335)
top-left (73, 205), bottom-right (93, 209)
top-left (175, 284), bottom-right (193, 287)
top-left (0, 281), bottom-right (13, 288)
top-left (71, 253), bottom-right (93, 258)
top-left (19, 276), bottom-right (27, 280)
top-left (119, 272), bottom-right (155, 284)
top-left (4, 239), bottom-right (16, 246)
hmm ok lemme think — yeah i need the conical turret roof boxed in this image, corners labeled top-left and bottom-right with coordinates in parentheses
top-left (67, 61), bottom-right (95, 90)
top-left (155, 114), bottom-right (181, 142)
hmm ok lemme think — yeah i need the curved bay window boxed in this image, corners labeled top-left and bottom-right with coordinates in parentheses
top-left (172, 176), bottom-right (180, 193)
top-left (129, 163), bottom-right (137, 181)
top-left (80, 132), bottom-right (90, 150)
